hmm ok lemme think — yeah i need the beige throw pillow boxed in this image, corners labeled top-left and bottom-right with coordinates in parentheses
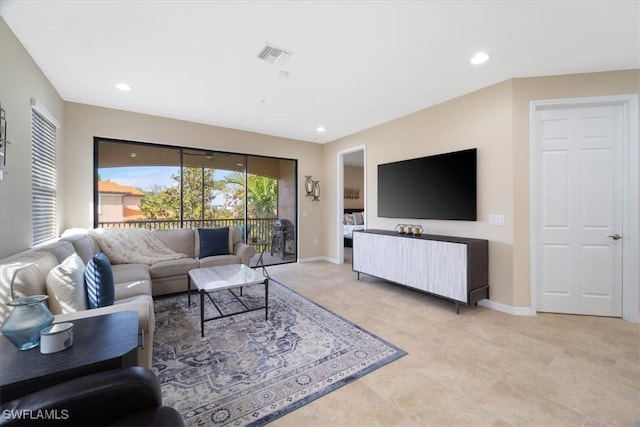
top-left (46, 253), bottom-right (87, 314)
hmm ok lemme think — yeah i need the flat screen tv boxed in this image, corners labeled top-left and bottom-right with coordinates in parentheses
top-left (378, 148), bottom-right (477, 221)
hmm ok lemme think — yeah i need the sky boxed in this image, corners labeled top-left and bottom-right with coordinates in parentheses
top-left (99, 166), bottom-right (231, 191)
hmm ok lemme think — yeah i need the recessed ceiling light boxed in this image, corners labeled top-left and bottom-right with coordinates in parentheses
top-left (278, 70), bottom-right (290, 79)
top-left (115, 82), bottom-right (132, 91)
top-left (316, 126), bottom-right (326, 133)
top-left (470, 52), bottom-right (490, 65)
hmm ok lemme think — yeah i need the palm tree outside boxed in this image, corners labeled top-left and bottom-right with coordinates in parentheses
top-left (225, 172), bottom-right (277, 242)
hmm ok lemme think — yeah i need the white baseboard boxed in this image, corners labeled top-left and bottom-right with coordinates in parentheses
top-left (298, 256), bottom-right (334, 263)
top-left (480, 300), bottom-right (639, 322)
top-left (623, 313), bottom-right (640, 323)
top-left (478, 299), bottom-right (536, 316)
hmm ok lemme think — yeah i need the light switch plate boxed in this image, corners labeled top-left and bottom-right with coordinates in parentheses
top-left (489, 214), bottom-right (505, 226)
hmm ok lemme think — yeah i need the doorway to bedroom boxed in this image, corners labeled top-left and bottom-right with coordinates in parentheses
top-left (338, 147), bottom-right (365, 264)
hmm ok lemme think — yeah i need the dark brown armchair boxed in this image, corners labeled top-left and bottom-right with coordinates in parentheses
top-left (0, 367), bottom-right (184, 427)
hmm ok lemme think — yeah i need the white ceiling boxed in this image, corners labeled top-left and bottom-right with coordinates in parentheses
top-left (1, 1), bottom-right (638, 144)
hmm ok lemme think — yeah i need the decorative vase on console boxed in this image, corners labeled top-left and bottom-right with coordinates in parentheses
top-left (1, 295), bottom-right (54, 350)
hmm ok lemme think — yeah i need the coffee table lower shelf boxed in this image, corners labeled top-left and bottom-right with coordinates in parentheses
top-left (199, 286), bottom-right (268, 334)
top-left (188, 264), bottom-right (269, 337)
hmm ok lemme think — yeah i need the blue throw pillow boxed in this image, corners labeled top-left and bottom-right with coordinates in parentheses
top-left (198, 227), bottom-right (230, 258)
top-left (84, 251), bottom-right (115, 309)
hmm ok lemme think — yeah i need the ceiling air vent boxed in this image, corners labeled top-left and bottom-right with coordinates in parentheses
top-left (257, 44), bottom-right (291, 66)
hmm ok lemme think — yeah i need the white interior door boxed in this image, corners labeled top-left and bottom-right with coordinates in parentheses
top-left (534, 103), bottom-right (623, 316)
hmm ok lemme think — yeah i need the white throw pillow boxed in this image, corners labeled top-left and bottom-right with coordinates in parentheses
top-left (46, 253), bottom-right (87, 314)
top-left (353, 212), bottom-right (364, 225)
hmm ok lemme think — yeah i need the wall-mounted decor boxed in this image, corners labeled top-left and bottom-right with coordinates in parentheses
top-left (0, 105), bottom-right (8, 168)
top-left (0, 107), bottom-right (6, 141)
top-left (344, 187), bottom-right (360, 199)
top-left (304, 175), bottom-right (314, 197)
top-left (311, 180), bottom-right (320, 201)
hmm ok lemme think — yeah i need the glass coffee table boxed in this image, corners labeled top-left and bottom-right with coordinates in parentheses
top-left (187, 264), bottom-right (269, 337)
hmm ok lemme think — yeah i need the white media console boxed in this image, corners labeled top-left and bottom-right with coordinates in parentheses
top-left (352, 229), bottom-right (489, 312)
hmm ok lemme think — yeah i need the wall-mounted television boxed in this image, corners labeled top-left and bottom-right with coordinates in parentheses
top-left (378, 148), bottom-right (477, 221)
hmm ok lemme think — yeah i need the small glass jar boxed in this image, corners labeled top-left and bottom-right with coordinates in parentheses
top-left (1, 295), bottom-right (54, 350)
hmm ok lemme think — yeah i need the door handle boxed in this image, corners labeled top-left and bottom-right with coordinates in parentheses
top-left (608, 234), bottom-right (622, 240)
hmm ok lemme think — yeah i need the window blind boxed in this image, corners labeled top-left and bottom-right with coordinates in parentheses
top-left (31, 110), bottom-right (57, 245)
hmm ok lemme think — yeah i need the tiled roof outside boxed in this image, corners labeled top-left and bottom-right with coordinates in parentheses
top-left (98, 181), bottom-right (144, 196)
top-left (123, 206), bottom-right (144, 219)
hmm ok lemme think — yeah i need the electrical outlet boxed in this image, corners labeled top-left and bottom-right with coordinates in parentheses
top-left (489, 214), bottom-right (505, 226)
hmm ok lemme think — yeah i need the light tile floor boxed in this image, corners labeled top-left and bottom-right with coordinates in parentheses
top-left (264, 255), bottom-right (639, 426)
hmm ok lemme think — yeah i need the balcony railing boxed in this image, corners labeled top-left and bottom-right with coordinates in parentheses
top-left (98, 218), bottom-right (280, 244)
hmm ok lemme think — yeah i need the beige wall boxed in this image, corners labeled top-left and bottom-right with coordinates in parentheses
top-left (0, 18), bottom-right (65, 258)
top-left (63, 102), bottom-right (323, 260)
top-left (323, 80), bottom-right (515, 305)
top-left (323, 70), bottom-right (639, 310)
top-left (344, 166), bottom-right (364, 210)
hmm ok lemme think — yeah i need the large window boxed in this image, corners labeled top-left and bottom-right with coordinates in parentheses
top-left (94, 139), bottom-right (297, 266)
top-left (31, 108), bottom-right (58, 245)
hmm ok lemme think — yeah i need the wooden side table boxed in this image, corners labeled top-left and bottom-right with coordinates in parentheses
top-left (0, 311), bottom-right (139, 402)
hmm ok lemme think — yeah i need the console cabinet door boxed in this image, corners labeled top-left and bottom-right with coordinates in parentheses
top-left (426, 241), bottom-right (467, 302)
top-left (353, 233), bottom-right (411, 285)
top-left (353, 232), bottom-right (469, 303)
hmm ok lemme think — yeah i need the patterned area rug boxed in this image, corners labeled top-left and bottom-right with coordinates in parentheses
top-left (152, 280), bottom-right (406, 426)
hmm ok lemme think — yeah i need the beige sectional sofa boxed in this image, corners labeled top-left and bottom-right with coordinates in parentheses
top-left (144, 227), bottom-right (255, 296)
top-left (0, 226), bottom-right (256, 368)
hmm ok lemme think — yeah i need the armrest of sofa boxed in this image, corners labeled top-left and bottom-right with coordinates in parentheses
top-left (0, 367), bottom-right (185, 427)
top-left (53, 297), bottom-right (154, 335)
top-left (54, 298), bottom-right (155, 368)
top-left (233, 242), bottom-right (256, 266)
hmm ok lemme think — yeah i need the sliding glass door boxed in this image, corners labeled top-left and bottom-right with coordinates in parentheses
top-left (97, 141), bottom-right (181, 226)
top-left (94, 138), bottom-right (297, 266)
top-left (246, 156), bottom-right (297, 263)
